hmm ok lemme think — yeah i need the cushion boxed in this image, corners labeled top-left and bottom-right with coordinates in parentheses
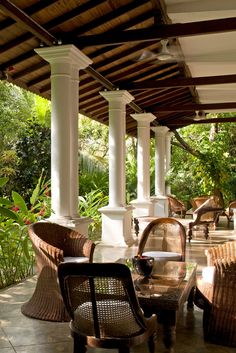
top-left (142, 251), bottom-right (182, 261)
top-left (63, 256), bottom-right (89, 263)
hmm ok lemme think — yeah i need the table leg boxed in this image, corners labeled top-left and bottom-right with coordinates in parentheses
top-left (187, 286), bottom-right (195, 310)
top-left (162, 324), bottom-right (176, 353)
top-left (157, 310), bottom-right (177, 352)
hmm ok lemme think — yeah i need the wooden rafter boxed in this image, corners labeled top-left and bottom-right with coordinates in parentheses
top-left (120, 74), bottom-right (236, 89)
top-left (74, 17), bottom-right (236, 47)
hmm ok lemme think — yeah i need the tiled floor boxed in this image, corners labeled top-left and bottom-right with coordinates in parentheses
top-left (0, 218), bottom-right (236, 353)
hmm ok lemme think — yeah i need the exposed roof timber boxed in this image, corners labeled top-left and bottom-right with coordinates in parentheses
top-left (0, 0), bottom-right (144, 115)
top-left (65, 0), bottom-right (150, 40)
top-left (168, 117), bottom-right (236, 126)
top-left (74, 17), bottom-right (236, 47)
top-left (193, 117), bottom-right (236, 124)
top-left (0, 0), bottom-right (57, 30)
top-left (0, 0), bottom-right (108, 53)
top-left (153, 102), bottom-right (236, 112)
top-left (120, 74), bottom-right (236, 90)
top-left (0, 0), bottom-right (56, 45)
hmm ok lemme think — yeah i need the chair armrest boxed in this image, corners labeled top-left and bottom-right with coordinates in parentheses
top-left (64, 233), bottom-right (96, 262)
top-left (206, 241), bottom-right (236, 265)
top-left (192, 207), bottom-right (223, 224)
top-left (38, 239), bottom-right (64, 265)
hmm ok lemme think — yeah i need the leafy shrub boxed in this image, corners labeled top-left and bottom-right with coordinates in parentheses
top-left (0, 175), bottom-right (50, 288)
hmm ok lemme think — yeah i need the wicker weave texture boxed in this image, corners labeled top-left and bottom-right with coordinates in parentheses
top-left (21, 222), bottom-right (95, 322)
top-left (206, 241), bottom-right (236, 266)
top-left (58, 262), bottom-right (157, 353)
top-left (195, 247), bottom-right (236, 347)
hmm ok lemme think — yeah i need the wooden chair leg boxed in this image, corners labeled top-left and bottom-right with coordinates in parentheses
top-left (148, 331), bottom-right (157, 353)
top-left (73, 336), bottom-right (87, 353)
top-left (118, 347), bottom-right (129, 353)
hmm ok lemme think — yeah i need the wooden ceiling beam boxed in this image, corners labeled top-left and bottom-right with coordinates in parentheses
top-left (0, 0), bottom-right (57, 30)
top-left (75, 17), bottom-right (236, 47)
top-left (152, 102), bottom-right (236, 112)
top-left (0, 0), bottom-right (56, 45)
top-left (120, 74), bottom-right (236, 89)
top-left (168, 117), bottom-right (236, 126)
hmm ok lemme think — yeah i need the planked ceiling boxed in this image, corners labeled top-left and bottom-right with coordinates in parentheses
top-left (1, 0), bottom-right (236, 136)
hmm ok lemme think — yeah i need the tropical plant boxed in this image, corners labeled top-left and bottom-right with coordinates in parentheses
top-left (0, 174), bottom-right (51, 288)
top-left (79, 189), bottom-right (109, 241)
top-left (168, 119), bottom-right (236, 206)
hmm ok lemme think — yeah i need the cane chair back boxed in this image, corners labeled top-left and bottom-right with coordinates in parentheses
top-left (137, 217), bottom-right (186, 261)
top-left (58, 262), bottom-right (157, 353)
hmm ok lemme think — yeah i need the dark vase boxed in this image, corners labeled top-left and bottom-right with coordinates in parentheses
top-left (132, 256), bottom-right (154, 276)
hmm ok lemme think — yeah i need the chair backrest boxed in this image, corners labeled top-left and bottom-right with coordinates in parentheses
top-left (137, 217), bottom-right (186, 260)
top-left (58, 262), bottom-right (148, 339)
top-left (167, 195), bottom-right (186, 217)
top-left (29, 222), bottom-right (72, 249)
top-left (193, 196), bottom-right (222, 222)
top-left (228, 200), bottom-right (236, 217)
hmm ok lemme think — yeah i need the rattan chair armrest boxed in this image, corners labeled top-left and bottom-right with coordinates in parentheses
top-left (206, 241), bottom-right (236, 265)
top-left (65, 233), bottom-right (96, 262)
top-left (38, 238), bottom-right (64, 265)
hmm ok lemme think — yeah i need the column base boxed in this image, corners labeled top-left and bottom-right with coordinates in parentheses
top-left (47, 215), bottom-right (93, 236)
top-left (130, 199), bottom-right (154, 218)
top-left (151, 196), bottom-right (168, 217)
top-left (99, 205), bottom-right (136, 247)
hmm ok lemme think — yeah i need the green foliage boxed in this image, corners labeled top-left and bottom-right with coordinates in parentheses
top-left (168, 121), bottom-right (236, 206)
top-left (12, 121), bottom-right (51, 201)
top-left (79, 190), bottom-right (108, 241)
top-left (0, 175), bottom-right (51, 288)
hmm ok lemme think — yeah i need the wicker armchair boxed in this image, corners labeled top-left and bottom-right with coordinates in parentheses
top-left (21, 222), bottom-right (95, 322)
top-left (137, 217), bottom-right (186, 261)
top-left (58, 262), bottom-right (157, 353)
top-left (167, 195), bottom-right (186, 218)
top-left (205, 241), bottom-right (236, 266)
top-left (194, 256), bottom-right (236, 347)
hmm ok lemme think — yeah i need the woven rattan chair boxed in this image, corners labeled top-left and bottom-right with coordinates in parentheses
top-left (21, 222), bottom-right (95, 322)
top-left (58, 262), bottom-right (157, 353)
top-left (167, 195), bottom-right (186, 218)
top-left (205, 240), bottom-right (236, 266)
top-left (194, 256), bottom-right (236, 347)
top-left (137, 217), bottom-right (186, 261)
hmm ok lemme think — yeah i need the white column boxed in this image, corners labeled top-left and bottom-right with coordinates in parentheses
top-left (130, 113), bottom-right (156, 217)
top-left (99, 90), bottom-right (135, 246)
top-left (35, 45), bottom-right (92, 234)
top-left (151, 126), bottom-right (169, 217)
top-left (165, 131), bottom-right (174, 195)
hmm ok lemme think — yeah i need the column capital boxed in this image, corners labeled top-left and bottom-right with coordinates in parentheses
top-left (35, 44), bottom-right (92, 69)
top-left (131, 113), bottom-right (156, 126)
top-left (100, 90), bottom-right (134, 105)
top-left (151, 126), bottom-right (169, 135)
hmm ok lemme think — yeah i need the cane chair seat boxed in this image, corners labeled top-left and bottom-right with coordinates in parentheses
top-left (58, 262), bottom-right (157, 353)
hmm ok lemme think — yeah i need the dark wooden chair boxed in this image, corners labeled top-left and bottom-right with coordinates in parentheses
top-left (194, 242), bottom-right (236, 347)
top-left (187, 196), bottom-right (224, 242)
top-left (58, 262), bottom-right (157, 353)
top-left (224, 200), bottom-right (236, 226)
top-left (21, 222), bottom-right (95, 322)
top-left (137, 217), bottom-right (186, 261)
top-left (167, 195), bottom-right (186, 218)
